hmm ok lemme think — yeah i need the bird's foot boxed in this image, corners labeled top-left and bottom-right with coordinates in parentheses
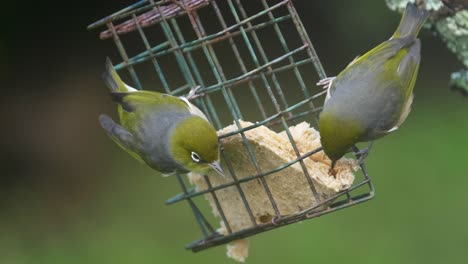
top-left (316, 77), bottom-right (336, 90)
top-left (186, 85), bottom-right (204, 101)
top-left (353, 142), bottom-right (374, 165)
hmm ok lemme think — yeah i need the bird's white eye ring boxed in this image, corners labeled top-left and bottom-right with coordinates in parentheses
top-left (191, 152), bottom-right (201, 163)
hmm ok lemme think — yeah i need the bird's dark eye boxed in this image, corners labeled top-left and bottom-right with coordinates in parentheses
top-left (191, 152), bottom-right (201, 163)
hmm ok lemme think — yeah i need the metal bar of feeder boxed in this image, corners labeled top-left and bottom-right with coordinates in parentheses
top-left (179, 9), bottom-right (242, 126)
top-left (211, 1), bottom-right (270, 120)
top-left (235, 0), bottom-right (292, 120)
top-left (286, 0), bottom-right (327, 80)
top-left (203, 175), bottom-right (233, 234)
top-left (87, 0), bottom-right (148, 29)
top-left (169, 84), bottom-right (191, 96)
top-left (261, 0), bottom-right (310, 99)
top-left (266, 106), bottom-right (323, 127)
top-left (353, 146), bottom-right (376, 195)
top-left (220, 147), bottom-right (258, 227)
top-left (198, 57), bottom-right (315, 94)
top-left (299, 179), bottom-right (372, 217)
top-left (260, 0), bottom-right (320, 125)
top-left (93, 0), bottom-right (213, 39)
top-left (183, 15), bottom-right (292, 53)
top-left (89, 0), bottom-right (170, 30)
top-left (115, 14), bottom-right (292, 70)
top-left (200, 44), bottom-right (309, 94)
top-left (114, 14), bottom-right (291, 69)
top-left (133, 14), bottom-right (172, 93)
top-left (233, 1), bottom-right (322, 203)
top-left (227, 0), bottom-right (322, 203)
top-left (114, 41), bottom-right (171, 71)
top-left (112, 1), bottom-right (292, 69)
top-left (107, 22), bottom-right (143, 89)
top-left (181, 7), bottom-right (246, 123)
top-left (217, 89), bottom-right (326, 140)
top-left (170, 19), bottom-right (222, 128)
top-left (175, 173), bottom-right (214, 237)
top-left (186, 159), bottom-right (375, 252)
top-left (280, 121), bottom-right (322, 202)
top-left (152, 2), bottom-right (198, 93)
top-left (153, 3), bottom-right (192, 85)
top-left (186, 190), bottom-right (374, 252)
top-left (118, 44), bottom-right (311, 98)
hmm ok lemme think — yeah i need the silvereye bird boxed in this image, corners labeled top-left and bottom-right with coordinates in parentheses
top-left (99, 58), bottom-right (224, 176)
top-left (318, 3), bottom-right (429, 170)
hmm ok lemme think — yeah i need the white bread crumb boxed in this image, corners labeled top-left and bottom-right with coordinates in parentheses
top-left (226, 239), bottom-right (249, 262)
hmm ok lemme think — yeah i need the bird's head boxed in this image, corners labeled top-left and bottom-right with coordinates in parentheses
top-left (319, 111), bottom-right (364, 164)
top-left (170, 116), bottom-right (224, 177)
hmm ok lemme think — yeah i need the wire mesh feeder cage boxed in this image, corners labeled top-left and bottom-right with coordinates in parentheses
top-left (89, 0), bottom-right (375, 256)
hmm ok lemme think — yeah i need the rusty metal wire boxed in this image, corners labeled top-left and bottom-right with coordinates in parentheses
top-left (89, 0), bottom-right (375, 252)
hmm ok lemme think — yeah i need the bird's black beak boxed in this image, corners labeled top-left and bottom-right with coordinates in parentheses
top-left (209, 161), bottom-right (225, 177)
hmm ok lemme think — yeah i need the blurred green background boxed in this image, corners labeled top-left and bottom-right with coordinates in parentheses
top-left (2, 0), bottom-right (468, 263)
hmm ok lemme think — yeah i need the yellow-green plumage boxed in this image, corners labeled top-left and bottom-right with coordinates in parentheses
top-left (99, 58), bottom-right (223, 176)
top-left (318, 3), bottom-right (428, 168)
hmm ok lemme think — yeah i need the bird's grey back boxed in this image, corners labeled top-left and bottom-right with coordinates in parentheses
top-left (135, 109), bottom-right (191, 173)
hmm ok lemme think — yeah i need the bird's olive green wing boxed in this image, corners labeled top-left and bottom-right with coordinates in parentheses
top-left (110, 91), bottom-right (190, 130)
top-left (327, 38), bottom-right (411, 101)
top-left (388, 39), bottom-right (421, 130)
top-left (111, 91), bottom-right (189, 112)
top-left (332, 36), bottom-right (418, 95)
top-left (395, 39), bottom-right (421, 98)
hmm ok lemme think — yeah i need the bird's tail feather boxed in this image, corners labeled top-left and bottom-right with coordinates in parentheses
top-left (103, 57), bottom-right (128, 92)
top-left (392, 3), bottom-right (429, 39)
